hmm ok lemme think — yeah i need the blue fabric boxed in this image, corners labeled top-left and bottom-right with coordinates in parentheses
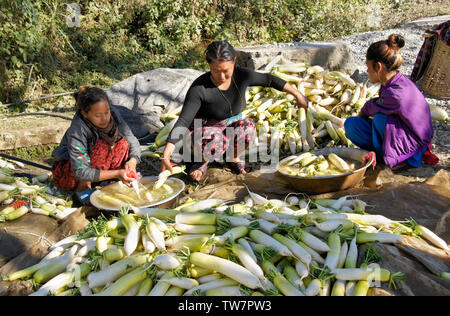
top-left (406, 146), bottom-right (428, 167)
top-left (344, 114), bottom-right (426, 167)
top-left (224, 112), bottom-right (244, 126)
top-left (344, 114), bottom-right (387, 155)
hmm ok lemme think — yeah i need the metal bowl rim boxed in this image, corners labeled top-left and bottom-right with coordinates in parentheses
top-left (276, 148), bottom-right (374, 180)
top-left (90, 176), bottom-right (185, 211)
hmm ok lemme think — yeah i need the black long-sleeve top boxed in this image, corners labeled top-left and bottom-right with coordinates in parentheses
top-left (167, 67), bottom-right (286, 144)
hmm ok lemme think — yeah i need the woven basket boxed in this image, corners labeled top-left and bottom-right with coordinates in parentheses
top-left (419, 38), bottom-right (450, 99)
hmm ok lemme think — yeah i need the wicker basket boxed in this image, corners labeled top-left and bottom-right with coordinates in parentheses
top-left (419, 38), bottom-right (450, 99)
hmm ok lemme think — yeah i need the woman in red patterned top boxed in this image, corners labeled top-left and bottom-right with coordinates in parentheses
top-left (52, 86), bottom-right (141, 192)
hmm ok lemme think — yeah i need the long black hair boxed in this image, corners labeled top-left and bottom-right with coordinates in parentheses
top-left (205, 40), bottom-right (237, 64)
top-left (74, 86), bottom-right (110, 113)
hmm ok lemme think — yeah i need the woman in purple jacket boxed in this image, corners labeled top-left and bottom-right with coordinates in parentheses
top-left (344, 34), bottom-right (434, 170)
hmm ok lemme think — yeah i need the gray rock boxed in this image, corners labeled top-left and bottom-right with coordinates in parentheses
top-left (106, 68), bottom-right (204, 138)
top-left (236, 41), bottom-right (357, 75)
top-left (402, 15), bottom-right (450, 31)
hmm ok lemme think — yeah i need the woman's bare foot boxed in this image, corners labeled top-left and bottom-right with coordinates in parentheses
top-left (190, 170), bottom-right (203, 181)
top-left (235, 160), bottom-right (247, 174)
top-left (230, 159), bottom-right (251, 175)
top-left (189, 163), bottom-right (208, 182)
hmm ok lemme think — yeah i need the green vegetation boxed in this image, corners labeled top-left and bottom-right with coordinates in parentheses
top-left (10, 144), bottom-right (57, 162)
top-left (0, 0), bottom-right (448, 112)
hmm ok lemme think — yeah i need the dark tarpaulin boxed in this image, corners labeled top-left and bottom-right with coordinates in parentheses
top-left (185, 167), bottom-right (450, 296)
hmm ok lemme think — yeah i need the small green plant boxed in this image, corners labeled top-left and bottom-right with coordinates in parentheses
top-left (9, 144), bottom-right (57, 161)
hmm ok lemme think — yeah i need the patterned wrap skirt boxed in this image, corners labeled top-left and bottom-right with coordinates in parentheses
top-left (190, 117), bottom-right (256, 162)
top-left (52, 137), bottom-right (130, 191)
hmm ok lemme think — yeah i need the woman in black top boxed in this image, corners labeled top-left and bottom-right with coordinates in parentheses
top-left (162, 40), bottom-right (308, 181)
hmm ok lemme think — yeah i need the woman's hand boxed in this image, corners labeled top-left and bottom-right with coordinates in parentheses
top-left (125, 158), bottom-right (138, 174)
top-left (283, 82), bottom-right (308, 109)
top-left (97, 168), bottom-right (134, 186)
top-left (161, 158), bottom-right (174, 174)
top-left (161, 143), bottom-right (175, 174)
top-left (295, 93), bottom-right (309, 109)
top-left (118, 169), bottom-right (133, 186)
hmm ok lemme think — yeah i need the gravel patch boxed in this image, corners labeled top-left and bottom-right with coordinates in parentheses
top-left (340, 17), bottom-right (449, 108)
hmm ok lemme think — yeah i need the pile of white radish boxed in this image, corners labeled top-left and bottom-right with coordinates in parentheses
top-left (0, 166), bottom-right (76, 222)
top-left (4, 189), bottom-right (448, 296)
top-left (142, 56), bottom-right (380, 161)
top-left (142, 55), bottom-right (449, 163)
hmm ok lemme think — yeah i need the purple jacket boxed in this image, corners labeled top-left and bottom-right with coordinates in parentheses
top-left (361, 72), bottom-right (433, 167)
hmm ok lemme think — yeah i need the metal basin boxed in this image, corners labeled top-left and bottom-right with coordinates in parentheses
top-left (90, 176), bottom-right (185, 211)
top-left (276, 148), bottom-right (374, 195)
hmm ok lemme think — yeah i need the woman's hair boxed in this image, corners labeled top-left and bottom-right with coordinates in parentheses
top-left (205, 40), bottom-right (237, 64)
top-left (366, 34), bottom-right (405, 71)
top-left (74, 86), bottom-right (109, 113)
